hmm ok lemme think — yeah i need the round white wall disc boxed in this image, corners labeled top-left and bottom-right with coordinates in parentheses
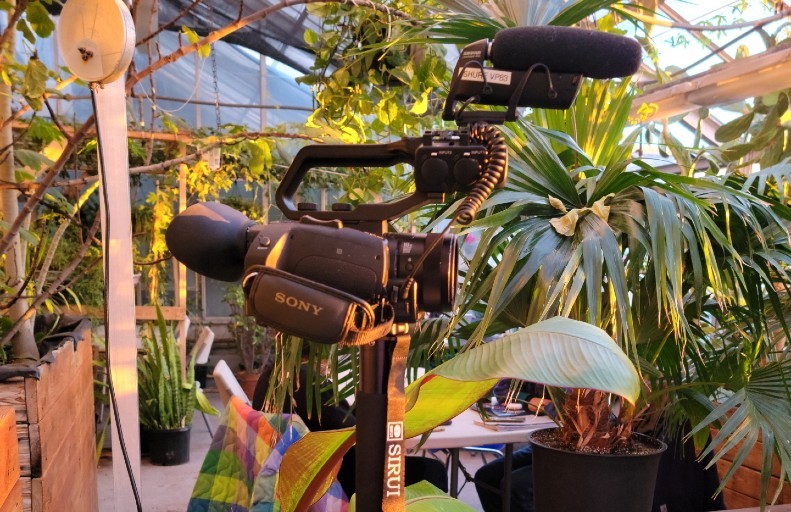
top-left (57, 0), bottom-right (135, 84)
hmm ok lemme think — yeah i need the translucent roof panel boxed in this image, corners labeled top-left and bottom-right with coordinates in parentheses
top-left (40, 27), bottom-right (314, 130)
top-left (130, 33), bottom-right (314, 129)
top-left (157, 0), bottom-right (321, 74)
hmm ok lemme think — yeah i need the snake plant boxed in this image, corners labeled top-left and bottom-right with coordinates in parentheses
top-left (138, 306), bottom-right (217, 430)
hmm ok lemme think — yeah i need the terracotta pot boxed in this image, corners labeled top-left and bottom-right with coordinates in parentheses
top-left (236, 371), bottom-right (260, 400)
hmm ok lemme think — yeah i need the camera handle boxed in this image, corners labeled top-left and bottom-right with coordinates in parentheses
top-left (276, 137), bottom-right (444, 231)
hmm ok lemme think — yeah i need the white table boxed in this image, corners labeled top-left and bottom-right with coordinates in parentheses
top-left (406, 409), bottom-right (555, 511)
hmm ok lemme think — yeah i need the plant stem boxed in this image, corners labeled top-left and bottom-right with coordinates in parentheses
top-left (0, 115), bottom-right (95, 257)
top-left (0, 215), bottom-right (101, 348)
top-left (0, 4), bottom-right (37, 360)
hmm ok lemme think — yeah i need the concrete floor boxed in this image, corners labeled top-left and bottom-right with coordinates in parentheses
top-left (97, 389), bottom-right (494, 511)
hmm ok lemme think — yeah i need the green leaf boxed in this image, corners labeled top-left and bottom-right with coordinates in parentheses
top-left (15, 148), bottom-right (53, 171)
top-left (304, 28), bottom-right (319, 46)
top-left (375, 98), bottom-right (399, 125)
top-left (26, 2), bottom-right (55, 38)
top-left (0, 220), bottom-right (39, 246)
top-left (430, 317), bottom-right (640, 404)
top-left (409, 90), bottom-right (429, 115)
top-left (22, 57), bottom-right (48, 111)
top-left (349, 481), bottom-right (477, 511)
top-left (181, 26), bottom-right (209, 58)
top-left (28, 116), bottom-right (64, 144)
top-left (278, 318), bottom-right (639, 511)
top-left (195, 388), bottom-right (218, 416)
top-left (715, 111), bottom-right (755, 143)
top-left (17, 19), bottom-right (35, 44)
top-left (550, 0), bottom-right (622, 27)
top-left (247, 140), bottom-right (271, 177)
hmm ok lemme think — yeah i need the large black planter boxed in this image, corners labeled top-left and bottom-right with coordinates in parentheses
top-left (145, 426), bottom-right (191, 466)
top-left (530, 428), bottom-right (666, 512)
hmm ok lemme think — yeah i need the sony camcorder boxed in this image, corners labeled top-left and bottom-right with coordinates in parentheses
top-left (166, 26), bottom-right (642, 347)
top-left (166, 201), bottom-right (456, 343)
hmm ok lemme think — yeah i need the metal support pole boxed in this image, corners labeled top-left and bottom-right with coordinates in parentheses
top-left (356, 339), bottom-right (392, 512)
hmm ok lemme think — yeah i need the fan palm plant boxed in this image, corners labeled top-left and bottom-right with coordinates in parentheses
top-left (447, 76), bottom-right (791, 505)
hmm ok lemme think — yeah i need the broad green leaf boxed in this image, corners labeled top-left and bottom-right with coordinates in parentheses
top-left (15, 148), bottom-right (53, 171)
top-left (26, 1), bottom-right (55, 38)
top-left (0, 220), bottom-right (39, 246)
top-left (375, 98), bottom-right (399, 125)
top-left (349, 480), bottom-right (475, 512)
top-left (430, 317), bottom-right (640, 404)
top-left (715, 111), bottom-right (754, 143)
top-left (349, 481), bottom-right (477, 511)
top-left (17, 19), bottom-right (35, 43)
top-left (409, 90), bottom-right (429, 115)
top-left (304, 28), bottom-right (319, 46)
top-left (22, 57), bottom-right (48, 111)
top-left (279, 428), bottom-right (355, 512)
top-left (404, 496), bottom-right (477, 512)
top-left (28, 116), bottom-right (64, 144)
top-left (278, 318), bottom-right (638, 511)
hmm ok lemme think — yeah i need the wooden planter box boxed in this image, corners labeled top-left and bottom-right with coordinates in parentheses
top-left (0, 406), bottom-right (21, 512)
top-left (717, 436), bottom-right (791, 508)
top-left (0, 321), bottom-right (98, 512)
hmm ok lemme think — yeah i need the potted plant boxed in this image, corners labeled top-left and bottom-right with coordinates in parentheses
top-left (138, 306), bottom-right (217, 466)
top-left (223, 284), bottom-right (275, 398)
top-left (272, 316), bottom-right (657, 511)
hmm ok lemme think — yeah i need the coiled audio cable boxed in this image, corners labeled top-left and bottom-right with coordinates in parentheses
top-left (455, 123), bottom-right (508, 225)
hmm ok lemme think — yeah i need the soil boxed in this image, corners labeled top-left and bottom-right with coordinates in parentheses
top-left (531, 428), bottom-right (664, 456)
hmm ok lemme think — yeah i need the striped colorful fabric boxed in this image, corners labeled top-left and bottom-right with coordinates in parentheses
top-left (188, 396), bottom-right (348, 512)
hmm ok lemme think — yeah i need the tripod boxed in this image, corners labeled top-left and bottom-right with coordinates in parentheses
top-left (355, 329), bottom-right (411, 512)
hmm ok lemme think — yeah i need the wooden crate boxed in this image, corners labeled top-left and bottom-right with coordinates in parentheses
top-left (0, 325), bottom-right (98, 512)
top-left (717, 435), bottom-right (791, 508)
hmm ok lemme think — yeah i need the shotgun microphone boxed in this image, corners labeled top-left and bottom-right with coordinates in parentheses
top-left (489, 26), bottom-right (642, 79)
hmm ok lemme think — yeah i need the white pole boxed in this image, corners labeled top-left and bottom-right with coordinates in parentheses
top-left (94, 78), bottom-right (141, 512)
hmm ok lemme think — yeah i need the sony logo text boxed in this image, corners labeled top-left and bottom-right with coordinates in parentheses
top-left (274, 292), bottom-right (324, 316)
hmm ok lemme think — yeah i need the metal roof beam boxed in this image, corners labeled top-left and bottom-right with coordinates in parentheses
top-left (658, 1), bottom-right (735, 63)
top-left (631, 45), bottom-right (791, 122)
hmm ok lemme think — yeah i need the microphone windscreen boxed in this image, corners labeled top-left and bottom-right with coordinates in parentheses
top-left (165, 202), bottom-right (255, 282)
top-left (491, 26), bottom-right (642, 79)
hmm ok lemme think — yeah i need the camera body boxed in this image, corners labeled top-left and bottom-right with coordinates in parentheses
top-left (242, 218), bottom-right (456, 327)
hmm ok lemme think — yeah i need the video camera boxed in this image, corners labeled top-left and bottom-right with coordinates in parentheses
top-left (165, 123), bottom-right (505, 339)
top-left (166, 26), bottom-right (641, 344)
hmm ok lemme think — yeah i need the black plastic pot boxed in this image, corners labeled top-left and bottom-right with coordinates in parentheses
top-left (145, 426), bottom-right (191, 466)
top-left (530, 428), bottom-right (666, 512)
